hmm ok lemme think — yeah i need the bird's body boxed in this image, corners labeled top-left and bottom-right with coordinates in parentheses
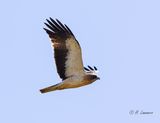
top-left (40, 18), bottom-right (100, 93)
top-left (40, 73), bottom-right (97, 93)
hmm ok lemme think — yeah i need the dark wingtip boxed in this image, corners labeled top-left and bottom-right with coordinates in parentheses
top-left (94, 66), bottom-right (98, 70)
top-left (43, 27), bottom-right (49, 32)
top-left (50, 17), bottom-right (53, 20)
top-left (55, 18), bottom-right (60, 22)
top-left (43, 27), bottom-right (48, 32)
top-left (88, 65), bottom-right (94, 71)
top-left (64, 24), bottom-right (75, 37)
top-left (50, 17), bottom-right (55, 22)
top-left (84, 67), bottom-right (90, 71)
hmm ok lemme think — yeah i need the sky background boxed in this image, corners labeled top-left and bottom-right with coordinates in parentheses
top-left (0, 0), bottom-right (160, 122)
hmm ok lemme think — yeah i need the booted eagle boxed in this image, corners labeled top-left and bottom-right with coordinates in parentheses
top-left (40, 18), bottom-right (100, 93)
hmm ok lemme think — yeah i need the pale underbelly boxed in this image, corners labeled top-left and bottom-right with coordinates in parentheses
top-left (58, 79), bottom-right (95, 90)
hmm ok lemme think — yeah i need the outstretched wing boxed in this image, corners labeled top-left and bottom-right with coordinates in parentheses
top-left (44, 18), bottom-right (84, 80)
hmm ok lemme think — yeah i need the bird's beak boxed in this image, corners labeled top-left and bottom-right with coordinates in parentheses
top-left (97, 77), bottom-right (100, 80)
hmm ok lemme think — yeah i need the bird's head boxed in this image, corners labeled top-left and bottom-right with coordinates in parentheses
top-left (83, 74), bottom-right (100, 84)
top-left (84, 65), bottom-right (100, 82)
top-left (90, 75), bottom-right (100, 81)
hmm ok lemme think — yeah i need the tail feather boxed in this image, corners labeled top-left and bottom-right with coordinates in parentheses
top-left (40, 83), bottom-right (60, 93)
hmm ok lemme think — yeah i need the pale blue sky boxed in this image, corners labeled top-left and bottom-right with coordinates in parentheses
top-left (0, 0), bottom-right (160, 122)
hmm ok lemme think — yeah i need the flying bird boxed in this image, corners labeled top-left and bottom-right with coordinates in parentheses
top-left (40, 18), bottom-right (100, 93)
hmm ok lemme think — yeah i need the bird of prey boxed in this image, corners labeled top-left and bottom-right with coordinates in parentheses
top-left (40, 18), bottom-right (100, 93)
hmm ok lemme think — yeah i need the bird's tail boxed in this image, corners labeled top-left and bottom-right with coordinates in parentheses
top-left (40, 83), bottom-right (60, 94)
